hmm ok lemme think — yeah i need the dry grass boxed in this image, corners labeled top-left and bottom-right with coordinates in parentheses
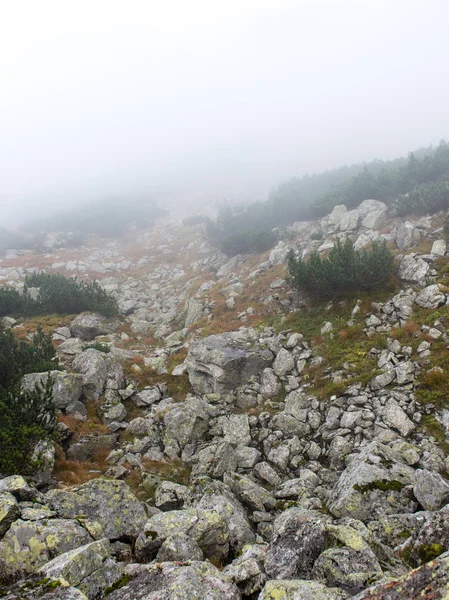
top-left (141, 457), bottom-right (191, 485)
top-left (12, 314), bottom-right (76, 340)
top-left (53, 444), bottom-right (110, 486)
top-left (124, 357), bottom-right (192, 402)
top-left (57, 401), bottom-right (109, 437)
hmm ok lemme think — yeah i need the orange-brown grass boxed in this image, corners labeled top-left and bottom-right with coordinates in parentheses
top-left (390, 321), bottom-right (421, 340)
top-left (53, 444), bottom-right (110, 486)
top-left (142, 457), bottom-right (191, 486)
top-left (57, 401), bottom-right (109, 437)
top-left (124, 359), bottom-right (192, 402)
top-left (12, 314), bottom-right (76, 340)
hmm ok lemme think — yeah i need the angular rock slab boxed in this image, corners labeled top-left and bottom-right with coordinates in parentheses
top-left (259, 579), bottom-right (349, 600)
top-left (0, 518), bottom-right (92, 578)
top-left (328, 442), bottom-right (417, 521)
top-left (265, 507), bottom-right (327, 579)
top-left (186, 330), bottom-right (271, 394)
top-left (352, 551), bottom-right (449, 599)
top-left (38, 538), bottom-right (123, 600)
top-left (46, 478), bottom-right (147, 541)
top-left (0, 577), bottom-right (88, 600)
top-left (106, 561), bottom-right (241, 600)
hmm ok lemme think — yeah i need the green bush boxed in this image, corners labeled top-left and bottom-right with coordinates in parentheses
top-left (0, 377), bottom-right (55, 475)
top-left (390, 181), bottom-right (449, 217)
top-left (0, 273), bottom-right (118, 318)
top-left (0, 324), bottom-right (57, 389)
top-left (0, 324), bottom-right (57, 475)
top-left (23, 199), bottom-right (167, 238)
top-left (288, 239), bottom-right (394, 299)
top-left (182, 215), bottom-right (209, 226)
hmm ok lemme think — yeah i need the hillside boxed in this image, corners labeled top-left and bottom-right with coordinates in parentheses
top-left (1, 196), bottom-right (449, 599)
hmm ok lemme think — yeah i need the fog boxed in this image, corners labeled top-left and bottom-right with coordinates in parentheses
top-left (1, 0), bottom-right (449, 225)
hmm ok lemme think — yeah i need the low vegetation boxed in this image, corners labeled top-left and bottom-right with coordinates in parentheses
top-left (22, 198), bottom-right (167, 238)
top-left (287, 239), bottom-right (395, 299)
top-left (0, 272), bottom-right (118, 317)
top-left (205, 140), bottom-right (449, 256)
top-left (0, 323), bottom-right (57, 474)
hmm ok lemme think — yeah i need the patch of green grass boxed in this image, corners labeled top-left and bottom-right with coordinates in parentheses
top-left (420, 415), bottom-right (449, 453)
top-left (354, 479), bottom-right (405, 493)
top-left (416, 543), bottom-right (445, 564)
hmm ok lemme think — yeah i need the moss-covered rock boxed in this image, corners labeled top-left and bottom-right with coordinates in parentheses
top-left (105, 561), bottom-right (241, 600)
top-left (0, 492), bottom-right (20, 537)
top-left (45, 478), bottom-right (147, 541)
top-left (0, 518), bottom-right (92, 579)
top-left (38, 538), bottom-right (123, 600)
top-left (135, 507), bottom-right (229, 562)
top-left (352, 550), bottom-right (449, 598)
top-left (0, 576), bottom-right (87, 599)
top-left (328, 442), bottom-right (417, 521)
top-left (259, 579), bottom-right (349, 599)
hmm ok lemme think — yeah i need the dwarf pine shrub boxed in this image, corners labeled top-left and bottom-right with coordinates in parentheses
top-left (287, 239), bottom-right (394, 299)
top-left (0, 273), bottom-right (118, 317)
top-left (0, 323), bottom-right (57, 475)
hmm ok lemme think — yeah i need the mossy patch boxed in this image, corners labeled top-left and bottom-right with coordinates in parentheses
top-left (354, 479), bottom-right (405, 493)
top-left (105, 574), bottom-right (130, 595)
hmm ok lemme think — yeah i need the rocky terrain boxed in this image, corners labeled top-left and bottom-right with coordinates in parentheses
top-left (2, 200), bottom-right (449, 599)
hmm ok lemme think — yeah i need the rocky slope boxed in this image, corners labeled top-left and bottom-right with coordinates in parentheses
top-left (2, 201), bottom-right (449, 599)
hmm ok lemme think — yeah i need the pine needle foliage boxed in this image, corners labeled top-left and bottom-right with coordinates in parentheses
top-left (0, 273), bottom-right (118, 317)
top-left (0, 323), bottom-right (57, 475)
top-left (287, 239), bottom-right (394, 299)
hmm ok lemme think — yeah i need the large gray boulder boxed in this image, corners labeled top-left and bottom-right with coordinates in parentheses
top-left (72, 349), bottom-right (124, 401)
top-left (395, 222), bottom-right (421, 250)
top-left (415, 284), bottom-right (446, 309)
top-left (413, 469), bottom-right (449, 511)
top-left (22, 370), bottom-right (84, 413)
top-left (0, 577), bottom-right (88, 599)
top-left (185, 298), bottom-right (204, 327)
top-left (106, 561), bottom-right (241, 600)
top-left (0, 518), bottom-right (92, 578)
top-left (135, 508), bottom-right (229, 562)
top-left (186, 330), bottom-right (271, 394)
top-left (223, 472), bottom-right (276, 512)
top-left (312, 523), bottom-right (383, 591)
top-left (0, 492), bottom-right (20, 537)
top-left (187, 477), bottom-right (255, 552)
top-left (383, 398), bottom-right (415, 437)
top-left (327, 204), bottom-right (347, 227)
top-left (397, 254), bottom-right (429, 285)
top-left (339, 209), bottom-right (361, 232)
top-left (46, 479), bottom-right (147, 541)
top-left (265, 507), bottom-right (327, 579)
top-left (269, 241), bottom-right (290, 266)
top-left (431, 239), bottom-right (447, 256)
top-left (0, 475), bottom-right (41, 502)
top-left (359, 199), bottom-right (388, 229)
top-left (352, 551), bottom-right (449, 599)
top-left (70, 313), bottom-right (119, 341)
top-left (259, 580), bottom-right (348, 600)
top-left (163, 398), bottom-right (209, 451)
top-left (328, 442), bottom-right (417, 521)
top-left (38, 538), bottom-right (122, 600)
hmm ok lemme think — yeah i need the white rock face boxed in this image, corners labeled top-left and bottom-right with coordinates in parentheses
top-left (397, 255), bottom-right (429, 285)
top-left (415, 284), bottom-right (446, 309)
top-left (339, 209), bottom-right (360, 232)
top-left (269, 241), bottom-right (289, 266)
top-left (396, 222), bottom-right (421, 250)
top-left (431, 239), bottom-right (447, 257)
top-left (327, 204), bottom-right (347, 227)
top-left (383, 398), bottom-right (415, 437)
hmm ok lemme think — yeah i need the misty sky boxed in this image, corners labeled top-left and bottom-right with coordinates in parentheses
top-left (1, 0), bottom-right (449, 223)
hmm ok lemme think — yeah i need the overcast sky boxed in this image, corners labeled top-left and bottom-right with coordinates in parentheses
top-left (1, 0), bottom-right (449, 223)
